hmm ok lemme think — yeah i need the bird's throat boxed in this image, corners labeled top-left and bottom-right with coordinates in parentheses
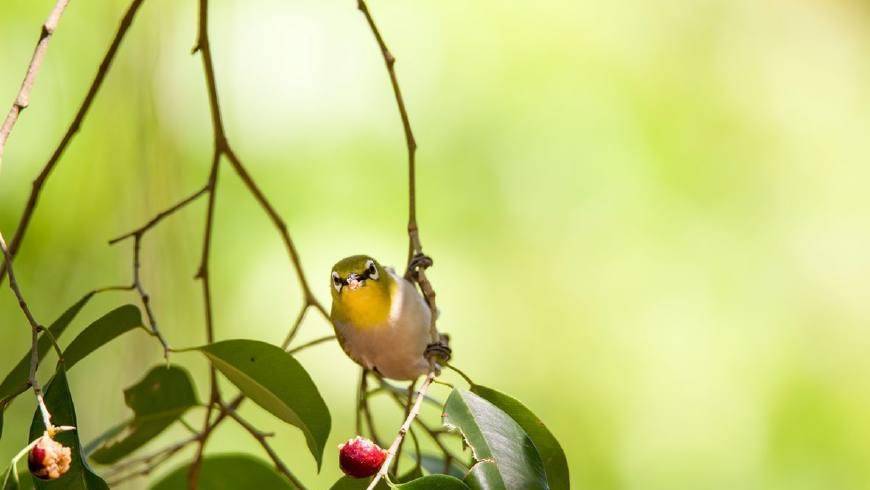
top-left (337, 281), bottom-right (393, 330)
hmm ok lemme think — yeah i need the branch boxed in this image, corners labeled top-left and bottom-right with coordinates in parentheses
top-left (355, 0), bottom-right (419, 263)
top-left (355, 4), bottom-right (450, 485)
top-left (219, 402), bottom-right (306, 489)
top-left (383, 380), bottom-right (466, 467)
top-left (367, 371), bottom-right (436, 490)
top-left (108, 186), bottom-right (208, 244)
top-left (356, 0), bottom-right (440, 345)
top-left (187, 1), bottom-right (224, 484)
top-left (0, 231), bottom-right (53, 432)
top-left (0, 0), bottom-right (147, 286)
top-left (185, 0), bottom-right (339, 483)
top-left (285, 335), bottom-right (335, 355)
top-left (0, 0), bottom-right (71, 169)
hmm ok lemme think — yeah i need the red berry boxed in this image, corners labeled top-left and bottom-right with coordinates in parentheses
top-left (28, 434), bottom-right (71, 480)
top-left (339, 436), bottom-right (387, 478)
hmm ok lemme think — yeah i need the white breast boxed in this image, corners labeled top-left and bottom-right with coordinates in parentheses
top-left (334, 268), bottom-right (432, 380)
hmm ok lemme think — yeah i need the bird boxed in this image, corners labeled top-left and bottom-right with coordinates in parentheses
top-left (329, 254), bottom-right (435, 381)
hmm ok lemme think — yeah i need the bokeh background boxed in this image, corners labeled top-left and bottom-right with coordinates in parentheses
top-left (2, 0), bottom-right (870, 488)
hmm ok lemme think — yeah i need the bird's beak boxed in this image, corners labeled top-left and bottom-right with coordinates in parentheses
top-left (346, 273), bottom-right (364, 290)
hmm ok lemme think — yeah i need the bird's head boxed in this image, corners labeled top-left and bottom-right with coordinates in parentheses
top-left (330, 255), bottom-right (393, 328)
top-left (331, 255), bottom-right (385, 296)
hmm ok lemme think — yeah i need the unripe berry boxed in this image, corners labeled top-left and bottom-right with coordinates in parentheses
top-left (28, 434), bottom-right (71, 480)
top-left (338, 436), bottom-right (386, 478)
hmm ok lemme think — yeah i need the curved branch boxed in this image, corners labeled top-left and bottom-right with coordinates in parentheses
top-left (0, 0), bottom-right (71, 168)
top-left (0, 0), bottom-right (148, 286)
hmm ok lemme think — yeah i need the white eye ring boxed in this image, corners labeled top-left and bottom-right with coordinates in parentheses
top-left (366, 260), bottom-right (379, 280)
top-left (332, 271), bottom-right (343, 292)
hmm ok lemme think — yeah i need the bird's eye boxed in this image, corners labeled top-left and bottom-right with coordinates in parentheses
top-left (332, 271), bottom-right (343, 292)
top-left (366, 260), bottom-right (379, 280)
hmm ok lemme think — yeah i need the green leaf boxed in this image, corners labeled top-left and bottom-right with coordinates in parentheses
top-left (62, 305), bottom-right (145, 370)
top-left (90, 365), bottom-right (197, 464)
top-left (328, 476), bottom-right (387, 490)
top-left (443, 390), bottom-right (549, 490)
top-left (470, 385), bottom-right (569, 490)
top-left (150, 454), bottom-right (296, 490)
top-left (0, 294), bottom-right (94, 416)
top-left (28, 368), bottom-right (108, 489)
top-left (419, 454), bottom-right (466, 479)
top-left (194, 340), bottom-right (330, 469)
top-left (329, 467), bottom-right (436, 490)
top-left (394, 475), bottom-right (470, 489)
top-left (397, 466), bottom-right (424, 483)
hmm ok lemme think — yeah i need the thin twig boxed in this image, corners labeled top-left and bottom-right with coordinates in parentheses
top-left (218, 402), bottom-right (306, 489)
top-left (382, 378), bottom-right (466, 467)
top-left (367, 371), bottom-right (436, 490)
top-left (281, 305), bottom-right (309, 349)
top-left (361, 371), bottom-right (383, 447)
top-left (356, 4), bottom-right (449, 485)
top-left (108, 186), bottom-right (208, 244)
top-left (356, 0), bottom-right (440, 346)
top-left (391, 379), bottom-right (416, 475)
top-left (0, 0), bottom-right (147, 286)
top-left (107, 187), bottom-right (209, 360)
top-left (355, 0), bottom-right (419, 265)
top-left (187, 0), bottom-right (224, 483)
top-left (103, 435), bottom-right (197, 478)
top-left (0, 0), bottom-right (71, 169)
top-left (0, 231), bottom-right (53, 432)
top-left (222, 148), bottom-right (324, 311)
top-left (185, 0), bottom-right (336, 483)
top-left (285, 335), bottom-right (335, 355)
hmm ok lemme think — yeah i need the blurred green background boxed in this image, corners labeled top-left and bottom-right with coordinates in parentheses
top-left (3, 0), bottom-right (870, 488)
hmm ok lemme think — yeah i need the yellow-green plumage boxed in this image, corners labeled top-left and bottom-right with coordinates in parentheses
top-left (330, 255), bottom-right (431, 380)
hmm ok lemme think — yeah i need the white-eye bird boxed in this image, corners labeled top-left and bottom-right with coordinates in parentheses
top-left (330, 255), bottom-right (432, 381)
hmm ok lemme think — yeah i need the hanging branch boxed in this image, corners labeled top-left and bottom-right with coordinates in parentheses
top-left (0, 231), bottom-right (57, 433)
top-left (108, 186), bottom-right (209, 360)
top-left (0, 0), bottom-right (147, 287)
top-left (0, 0), bottom-right (71, 169)
top-left (355, 2), bottom-right (453, 486)
top-left (356, 0), bottom-right (440, 345)
top-left (184, 0), bottom-right (328, 486)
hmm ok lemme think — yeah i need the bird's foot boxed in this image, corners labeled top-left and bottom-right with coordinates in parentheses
top-left (425, 335), bottom-right (452, 364)
top-left (406, 253), bottom-right (433, 276)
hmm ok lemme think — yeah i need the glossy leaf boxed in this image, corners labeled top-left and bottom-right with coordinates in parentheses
top-left (419, 454), bottom-right (466, 479)
top-left (470, 385), bottom-right (569, 490)
top-left (150, 454), bottom-right (295, 490)
top-left (397, 466), bottom-right (424, 483)
top-left (0, 294), bottom-right (94, 419)
top-left (91, 366), bottom-right (197, 464)
top-left (29, 369), bottom-right (108, 489)
top-left (328, 466), bottom-right (423, 490)
top-left (443, 389), bottom-right (549, 490)
top-left (195, 340), bottom-right (330, 468)
top-left (62, 305), bottom-right (145, 370)
top-left (328, 476), bottom-right (387, 490)
top-left (395, 475), bottom-right (470, 489)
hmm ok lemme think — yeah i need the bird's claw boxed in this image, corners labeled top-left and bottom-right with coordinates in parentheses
top-left (408, 253), bottom-right (433, 271)
top-left (425, 336), bottom-right (452, 364)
